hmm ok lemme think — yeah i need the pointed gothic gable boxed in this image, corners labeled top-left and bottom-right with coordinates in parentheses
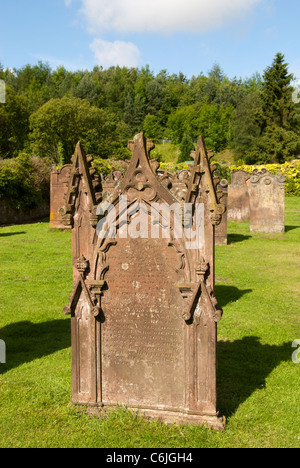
top-left (185, 135), bottom-right (226, 225)
top-left (60, 142), bottom-right (102, 229)
top-left (64, 133), bottom-right (226, 431)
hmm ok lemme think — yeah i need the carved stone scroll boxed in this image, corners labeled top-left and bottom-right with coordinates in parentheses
top-left (215, 179), bottom-right (228, 245)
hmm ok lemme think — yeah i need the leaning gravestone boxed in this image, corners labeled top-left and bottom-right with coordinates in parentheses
top-left (50, 165), bottom-right (72, 230)
top-left (61, 133), bottom-right (226, 430)
top-left (228, 170), bottom-right (251, 222)
top-left (215, 179), bottom-right (228, 245)
top-left (249, 169), bottom-right (285, 233)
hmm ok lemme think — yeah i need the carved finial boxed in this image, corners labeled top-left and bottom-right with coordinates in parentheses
top-left (75, 256), bottom-right (89, 274)
top-left (196, 260), bottom-right (209, 277)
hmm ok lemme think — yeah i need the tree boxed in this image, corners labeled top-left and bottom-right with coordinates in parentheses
top-left (143, 114), bottom-right (162, 139)
top-left (177, 135), bottom-right (194, 163)
top-left (167, 105), bottom-right (198, 143)
top-left (261, 52), bottom-right (295, 128)
top-left (72, 74), bottom-right (100, 105)
top-left (257, 53), bottom-right (300, 162)
top-left (232, 53), bottom-right (300, 163)
top-left (195, 102), bottom-right (234, 152)
top-left (231, 90), bottom-right (263, 159)
top-left (0, 86), bottom-right (30, 157)
top-left (14, 62), bottom-right (55, 112)
top-left (29, 97), bottom-right (130, 163)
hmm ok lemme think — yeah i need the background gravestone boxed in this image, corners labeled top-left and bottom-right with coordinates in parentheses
top-left (215, 179), bottom-right (228, 245)
top-left (249, 169), bottom-right (285, 233)
top-left (50, 165), bottom-right (72, 230)
top-left (228, 170), bottom-right (251, 222)
top-left (62, 133), bottom-right (226, 430)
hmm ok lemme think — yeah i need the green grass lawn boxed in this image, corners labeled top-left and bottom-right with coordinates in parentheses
top-left (0, 198), bottom-right (299, 448)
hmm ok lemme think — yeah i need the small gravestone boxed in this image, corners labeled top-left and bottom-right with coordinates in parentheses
top-left (249, 169), bottom-right (285, 233)
top-left (228, 170), bottom-right (251, 222)
top-left (62, 133), bottom-right (226, 430)
top-left (215, 179), bottom-right (228, 245)
top-left (50, 165), bottom-right (72, 230)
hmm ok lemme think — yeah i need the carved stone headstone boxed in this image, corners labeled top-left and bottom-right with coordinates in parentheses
top-left (50, 165), bottom-right (72, 230)
top-left (228, 170), bottom-right (251, 222)
top-left (249, 169), bottom-right (285, 233)
top-left (215, 179), bottom-right (228, 245)
top-left (62, 133), bottom-right (226, 430)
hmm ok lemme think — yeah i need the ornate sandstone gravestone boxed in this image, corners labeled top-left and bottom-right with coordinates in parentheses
top-left (215, 179), bottom-right (228, 245)
top-left (249, 169), bottom-right (285, 233)
top-left (62, 133), bottom-right (226, 430)
top-left (50, 165), bottom-right (72, 230)
top-left (228, 170), bottom-right (251, 222)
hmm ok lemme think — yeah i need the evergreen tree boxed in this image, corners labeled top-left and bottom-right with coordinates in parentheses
top-left (259, 53), bottom-right (300, 162)
top-left (261, 52), bottom-right (295, 128)
top-left (177, 135), bottom-right (194, 163)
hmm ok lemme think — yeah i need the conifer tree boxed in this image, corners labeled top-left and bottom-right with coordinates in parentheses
top-left (177, 135), bottom-right (194, 163)
top-left (261, 52), bottom-right (295, 128)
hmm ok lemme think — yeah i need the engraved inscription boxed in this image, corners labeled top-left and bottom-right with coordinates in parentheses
top-left (101, 237), bottom-right (186, 409)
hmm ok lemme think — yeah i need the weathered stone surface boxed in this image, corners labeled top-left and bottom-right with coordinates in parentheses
top-left (228, 170), bottom-right (251, 222)
top-left (50, 165), bottom-right (72, 230)
top-left (249, 169), bottom-right (285, 233)
top-left (215, 179), bottom-right (228, 245)
top-left (0, 200), bottom-right (49, 226)
top-left (62, 133), bottom-right (226, 430)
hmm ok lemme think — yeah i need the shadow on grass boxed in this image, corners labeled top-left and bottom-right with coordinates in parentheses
top-left (285, 225), bottom-right (299, 232)
top-left (227, 233), bottom-right (252, 244)
top-left (0, 320), bottom-right (291, 422)
top-left (215, 285), bottom-right (253, 309)
top-left (217, 336), bottom-right (291, 418)
top-left (0, 319), bottom-right (71, 375)
top-left (0, 231), bottom-right (26, 237)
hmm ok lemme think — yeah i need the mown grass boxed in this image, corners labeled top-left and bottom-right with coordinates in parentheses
top-left (152, 143), bottom-right (181, 163)
top-left (0, 198), bottom-right (299, 448)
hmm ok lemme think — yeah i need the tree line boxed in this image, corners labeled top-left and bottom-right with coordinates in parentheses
top-left (0, 52), bottom-right (299, 165)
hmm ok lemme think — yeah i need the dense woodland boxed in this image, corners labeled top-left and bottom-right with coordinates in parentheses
top-left (0, 53), bottom-right (300, 208)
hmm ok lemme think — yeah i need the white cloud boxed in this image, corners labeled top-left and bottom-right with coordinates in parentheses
top-left (81, 0), bottom-right (262, 35)
top-left (90, 39), bottom-right (141, 68)
top-left (65, 0), bottom-right (72, 6)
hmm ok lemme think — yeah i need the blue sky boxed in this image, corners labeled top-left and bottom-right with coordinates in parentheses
top-left (0, 0), bottom-right (299, 80)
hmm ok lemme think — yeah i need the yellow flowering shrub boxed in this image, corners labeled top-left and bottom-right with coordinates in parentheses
top-left (230, 161), bottom-right (300, 196)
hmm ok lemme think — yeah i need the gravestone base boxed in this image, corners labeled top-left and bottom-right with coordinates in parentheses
top-left (215, 234), bottom-right (228, 246)
top-left (250, 223), bottom-right (285, 234)
top-left (74, 402), bottom-right (225, 431)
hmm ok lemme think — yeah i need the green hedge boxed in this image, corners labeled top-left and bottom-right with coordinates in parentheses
top-left (1, 155), bottom-right (299, 212)
top-left (0, 155), bottom-right (52, 209)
